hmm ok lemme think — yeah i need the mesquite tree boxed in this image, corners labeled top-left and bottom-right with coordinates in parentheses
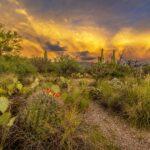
top-left (0, 24), bottom-right (21, 56)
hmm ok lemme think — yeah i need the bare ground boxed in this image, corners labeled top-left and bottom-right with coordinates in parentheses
top-left (84, 102), bottom-right (150, 150)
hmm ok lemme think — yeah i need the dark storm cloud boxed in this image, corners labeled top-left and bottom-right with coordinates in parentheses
top-left (44, 41), bottom-right (66, 52)
top-left (77, 51), bottom-right (96, 61)
top-left (20, 0), bottom-right (150, 31)
top-left (81, 56), bottom-right (96, 61)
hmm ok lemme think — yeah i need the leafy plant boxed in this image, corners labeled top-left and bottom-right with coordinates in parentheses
top-left (0, 24), bottom-right (21, 56)
top-left (31, 57), bottom-right (54, 73)
top-left (91, 62), bottom-right (132, 79)
top-left (63, 86), bottom-right (90, 112)
top-left (0, 74), bottom-right (24, 96)
top-left (54, 55), bottom-right (82, 76)
top-left (0, 55), bottom-right (37, 75)
top-left (59, 76), bottom-right (70, 89)
top-left (0, 97), bottom-right (15, 150)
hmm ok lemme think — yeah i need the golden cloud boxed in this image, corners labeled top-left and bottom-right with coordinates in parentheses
top-left (15, 9), bottom-right (28, 16)
top-left (14, 6), bottom-right (109, 58)
top-left (112, 28), bottom-right (150, 60)
top-left (2, 0), bottom-right (150, 60)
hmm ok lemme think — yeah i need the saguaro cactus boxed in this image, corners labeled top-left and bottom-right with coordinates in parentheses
top-left (98, 48), bottom-right (104, 63)
top-left (44, 50), bottom-right (48, 62)
top-left (111, 50), bottom-right (116, 64)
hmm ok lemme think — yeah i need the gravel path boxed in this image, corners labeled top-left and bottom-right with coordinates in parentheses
top-left (84, 102), bottom-right (150, 150)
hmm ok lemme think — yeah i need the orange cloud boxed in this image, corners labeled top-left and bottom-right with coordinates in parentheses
top-left (1, 0), bottom-right (150, 61)
top-left (112, 28), bottom-right (150, 60)
top-left (14, 6), bottom-right (109, 58)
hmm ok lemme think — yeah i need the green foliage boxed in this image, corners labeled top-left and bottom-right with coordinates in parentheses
top-left (31, 57), bottom-right (54, 73)
top-left (0, 24), bottom-right (21, 56)
top-left (121, 76), bottom-right (150, 128)
top-left (71, 72), bottom-right (84, 78)
top-left (0, 74), bottom-right (24, 96)
top-left (21, 92), bottom-right (60, 131)
top-left (91, 77), bottom-right (150, 128)
top-left (0, 97), bottom-right (15, 150)
top-left (89, 88), bottom-right (104, 103)
top-left (59, 76), bottom-right (70, 89)
top-left (7, 92), bottom-right (99, 149)
top-left (51, 84), bottom-right (60, 93)
top-left (54, 55), bottom-right (82, 76)
top-left (91, 62), bottom-right (132, 79)
top-left (63, 85), bottom-right (90, 112)
top-left (0, 97), bottom-right (9, 113)
top-left (0, 55), bottom-right (37, 75)
top-left (143, 65), bottom-right (150, 74)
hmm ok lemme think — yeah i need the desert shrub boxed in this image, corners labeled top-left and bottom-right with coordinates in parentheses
top-left (89, 88), bottom-right (103, 102)
top-left (94, 79), bottom-right (123, 112)
top-left (120, 77), bottom-right (150, 128)
top-left (91, 62), bottom-right (132, 79)
top-left (91, 76), bottom-right (150, 128)
top-left (6, 92), bottom-right (62, 149)
top-left (18, 74), bottom-right (36, 85)
top-left (54, 55), bottom-right (82, 76)
top-left (56, 76), bottom-right (70, 90)
top-left (5, 91), bottom-right (113, 150)
top-left (31, 57), bottom-right (55, 73)
top-left (143, 65), bottom-right (150, 74)
top-left (62, 85), bottom-right (90, 112)
top-left (0, 55), bottom-right (37, 75)
top-left (71, 73), bottom-right (84, 79)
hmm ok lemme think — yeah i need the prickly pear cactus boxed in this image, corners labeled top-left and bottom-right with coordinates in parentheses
top-left (0, 97), bottom-right (16, 150)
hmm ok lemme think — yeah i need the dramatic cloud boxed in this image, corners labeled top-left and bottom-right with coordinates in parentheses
top-left (0, 0), bottom-right (150, 60)
top-left (43, 42), bottom-right (66, 52)
top-left (77, 51), bottom-right (96, 61)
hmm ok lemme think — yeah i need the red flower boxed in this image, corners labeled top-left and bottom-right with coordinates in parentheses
top-left (43, 88), bottom-right (52, 94)
top-left (43, 88), bottom-right (61, 98)
top-left (53, 93), bottom-right (61, 97)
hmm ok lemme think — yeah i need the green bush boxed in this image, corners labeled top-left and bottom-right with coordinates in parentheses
top-left (0, 55), bottom-right (37, 75)
top-left (62, 85), bottom-right (90, 112)
top-left (95, 79), bottom-right (123, 111)
top-left (0, 74), bottom-right (24, 96)
top-left (54, 55), bottom-right (82, 76)
top-left (31, 57), bottom-right (55, 73)
top-left (91, 77), bottom-right (150, 128)
top-left (121, 77), bottom-right (150, 128)
top-left (91, 62), bottom-right (132, 79)
top-left (143, 65), bottom-right (150, 74)
top-left (6, 91), bottom-right (112, 149)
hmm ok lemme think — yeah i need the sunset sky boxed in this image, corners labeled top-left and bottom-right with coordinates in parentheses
top-left (0, 0), bottom-right (150, 61)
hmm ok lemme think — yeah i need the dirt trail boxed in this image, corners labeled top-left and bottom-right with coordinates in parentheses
top-left (84, 102), bottom-right (150, 150)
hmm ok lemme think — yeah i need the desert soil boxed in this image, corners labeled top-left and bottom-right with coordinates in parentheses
top-left (84, 102), bottom-right (150, 150)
